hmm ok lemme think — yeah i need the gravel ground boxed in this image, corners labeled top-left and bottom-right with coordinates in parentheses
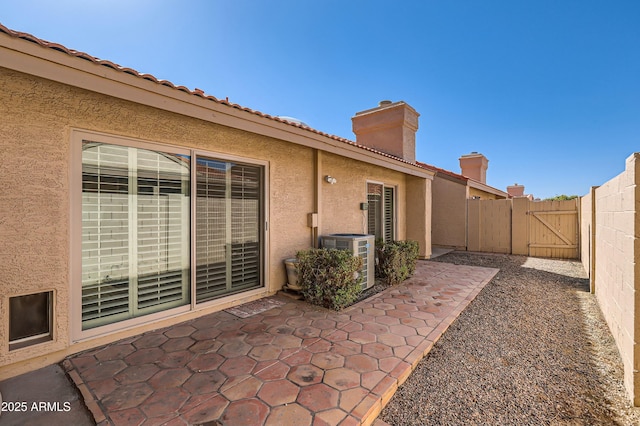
top-left (379, 252), bottom-right (640, 426)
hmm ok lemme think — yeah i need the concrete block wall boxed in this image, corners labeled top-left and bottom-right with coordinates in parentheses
top-left (584, 153), bottom-right (640, 405)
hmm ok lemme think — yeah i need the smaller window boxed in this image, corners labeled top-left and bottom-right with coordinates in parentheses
top-left (9, 292), bottom-right (53, 350)
top-left (367, 183), bottom-right (395, 242)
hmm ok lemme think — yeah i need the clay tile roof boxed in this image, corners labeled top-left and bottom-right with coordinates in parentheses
top-left (416, 161), bottom-right (468, 181)
top-left (0, 23), bottom-right (420, 167)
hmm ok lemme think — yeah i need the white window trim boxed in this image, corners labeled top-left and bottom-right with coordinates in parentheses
top-left (69, 129), bottom-right (270, 342)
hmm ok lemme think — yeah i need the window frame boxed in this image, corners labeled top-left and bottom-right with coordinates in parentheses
top-left (192, 150), bottom-right (266, 305)
top-left (366, 180), bottom-right (397, 242)
top-left (70, 129), bottom-right (269, 342)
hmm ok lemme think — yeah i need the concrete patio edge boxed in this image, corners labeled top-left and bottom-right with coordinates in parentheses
top-left (359, 269), bottom-right (497, 426)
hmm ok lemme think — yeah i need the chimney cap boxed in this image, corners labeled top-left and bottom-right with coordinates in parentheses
top-left (461, 152), bottom-right (486, 158)
top-left (379, 100), bottom-right (393, 106)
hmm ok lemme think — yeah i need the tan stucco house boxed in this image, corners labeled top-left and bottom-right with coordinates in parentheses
top-left (0, 24), bottom-right (434, 379)
top-left (419, 153), bottom-right (508, 251)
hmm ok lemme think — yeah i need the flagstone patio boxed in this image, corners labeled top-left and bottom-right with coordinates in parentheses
top-left (64, 260), bottom-right (498, 425)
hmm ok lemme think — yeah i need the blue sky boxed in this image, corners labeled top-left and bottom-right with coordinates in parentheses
top-left (2, 1), bottom-right (638, 199)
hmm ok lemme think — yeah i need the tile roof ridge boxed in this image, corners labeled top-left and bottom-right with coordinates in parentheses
top-left (0, 22), bottom-right (422, 168)
top-left (416, 161), bottom-right (467, 180)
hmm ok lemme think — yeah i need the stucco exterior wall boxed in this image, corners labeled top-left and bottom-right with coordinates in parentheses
top-left (468, 186), bottom-right (501, 200)
top-left (319, 152), bottom-right (407, 239)
top-left (431, 175), bottom-right (467, 249)
top-left (406, 176), bottom-right (432, 259)
top-left (592, 153), bottom-right (640, 404)
top-left (0, 68), bottom-right (74, 375)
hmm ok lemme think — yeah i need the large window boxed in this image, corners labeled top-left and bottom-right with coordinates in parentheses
top-left (81, 142), bottom-right (191, 329)
top-left (367, 182), bottom-right (395, 242)
top-left (75, 133), bottom-right (266, 335)
top-left (195, 156), bottom-right (263, 303)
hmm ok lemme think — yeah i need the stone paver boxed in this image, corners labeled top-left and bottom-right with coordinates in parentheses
top-left (64, 261), bottom-right (497, 425)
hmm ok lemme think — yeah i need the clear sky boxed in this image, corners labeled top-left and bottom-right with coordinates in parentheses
top-left (2, 1), bottom-right (638, 199)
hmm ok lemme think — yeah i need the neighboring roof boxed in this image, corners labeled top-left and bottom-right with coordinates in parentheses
top-left (467, 179), bottom-right (509, 198)
top-left (417, 161), bottom-right (468, 183)
top-left (0, 23), bottom-right (433, 179)
top-left (417, 161), bottom-right (509, 198)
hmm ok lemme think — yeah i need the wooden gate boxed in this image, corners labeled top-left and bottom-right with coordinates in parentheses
top-left (527, 199), bottom-right (579, 259)
top-left (466, 198), bottom-right (579, 259)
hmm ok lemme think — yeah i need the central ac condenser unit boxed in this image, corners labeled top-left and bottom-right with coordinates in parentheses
top-left (320, 234), bottom-right (375, 289)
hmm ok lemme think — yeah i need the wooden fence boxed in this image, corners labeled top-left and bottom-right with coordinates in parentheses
top-left (467, 198), bottom-right (580, 259)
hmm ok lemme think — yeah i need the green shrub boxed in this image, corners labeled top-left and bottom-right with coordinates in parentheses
top-left (296, 248), bottom-right (363, 310)
top-left (376, 240), bottom-right (419, 285)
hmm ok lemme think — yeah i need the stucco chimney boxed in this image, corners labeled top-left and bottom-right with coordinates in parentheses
top-left (459, 152), bottom-right (488, 184)
top-left (352, 100), bottom-right (419, 163)
top-left (507, 183), bottom-right (525, 197)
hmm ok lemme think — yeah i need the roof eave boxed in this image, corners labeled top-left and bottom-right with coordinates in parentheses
top-left (468, 179), bottom-right (508, 197)
top-left (0, 26), bottom-right (433, 180)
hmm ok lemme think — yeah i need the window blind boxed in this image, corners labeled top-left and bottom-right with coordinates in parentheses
top-left (367, 183), bottom-right (394, 242)
top-left (196, 157), bottom-right (262, 303)
top-left (384, 186), bottom-right (395, 242)
top-left (81, 142), bottom-right (190, 329)
top-left (367, 183), bottom-right (383, 240)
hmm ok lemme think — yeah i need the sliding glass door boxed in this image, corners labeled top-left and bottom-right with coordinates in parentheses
top-left (78, 136), bottom-right (266, 333)
top-left (195, 155), bottom-right (263, 303)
